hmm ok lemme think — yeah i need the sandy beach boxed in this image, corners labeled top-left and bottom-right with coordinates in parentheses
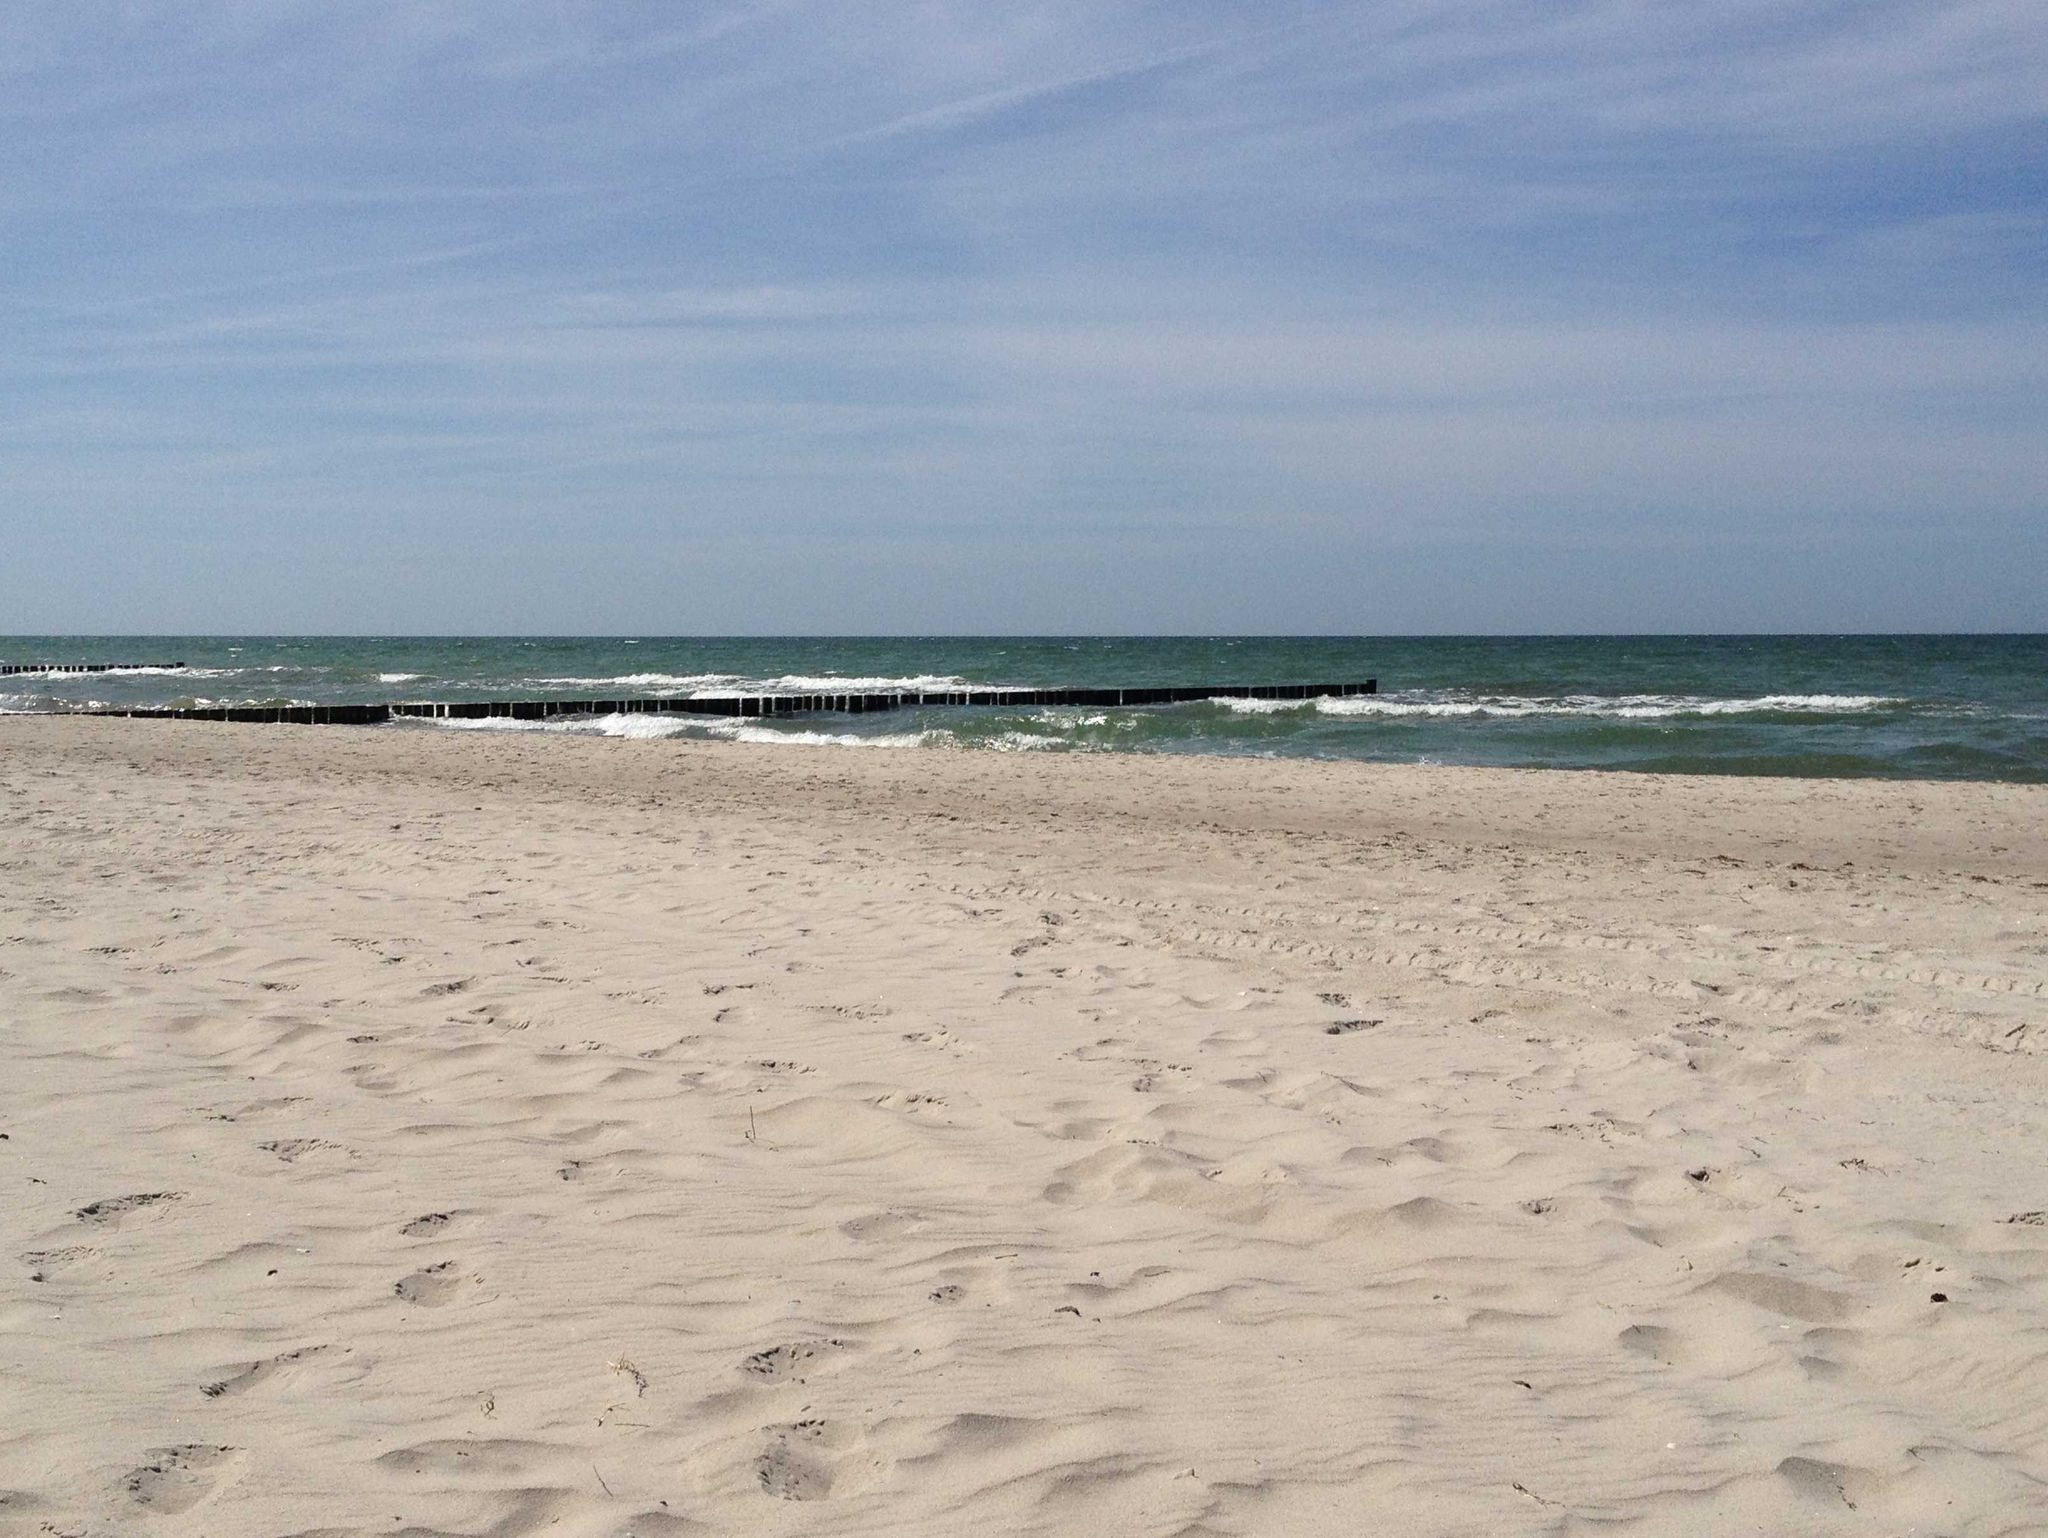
top-left (3, 716), bottom-right (2044, 1536)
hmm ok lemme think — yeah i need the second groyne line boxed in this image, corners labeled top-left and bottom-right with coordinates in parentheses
top-left (77, 680), bottom-right (1377, 726)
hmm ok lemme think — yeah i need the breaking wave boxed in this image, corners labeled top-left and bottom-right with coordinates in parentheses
top-left (418, 711), bottom-right (933, 748)
top-left (1215, 692), bottom-right (1904, 720)
top-left (526, 672), bottom-right (975, 695)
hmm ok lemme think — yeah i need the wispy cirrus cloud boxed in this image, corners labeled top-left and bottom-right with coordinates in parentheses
top-left (0, 2), bottom-right (2042, 631)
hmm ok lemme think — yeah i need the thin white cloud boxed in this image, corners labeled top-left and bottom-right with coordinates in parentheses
top-left (802, 35), bottom-right (1234, 154)
top-left (1, 2), bottom-right (2043, 629)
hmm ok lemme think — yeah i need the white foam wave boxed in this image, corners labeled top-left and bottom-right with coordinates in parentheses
top-left (686, 673), bottom-right (978, 697)
top-left (1641, 693), bottom-right (1897, 716)
top-left (419, 711), bottom-right (932, 747)
top-left (422, 715), bottom-right (565, 733)
top-left (700, 721), bottom-right (931, 748)
top-left (521, 672), bottom-right (978, 696)
top-left (1223, 692), bottom-right (1911, 721)
top-left (588, 714), bottom-right (699, 740)
top-left (1208, 696), bottom-right (1311, 715)
top-left (413, 713), bottom-right (657, 736)
top-left (986, 731), bottom-right (1071, 752)
top-left (378, 672), bottom-right (422, 683)
top-left (531, 673), bottom-right (744, 690)
top-left (770, 673), bottom-right (972, 693)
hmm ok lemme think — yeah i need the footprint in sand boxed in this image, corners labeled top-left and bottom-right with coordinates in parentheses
top-left (401, 1211), bottom-right (452, 1237)
top-left (901, 1028), bottom-right (968, 1052)
top-left (22, 1244), bottom-right (96, 1282)
top-left (74, 1192), bottom-right (181, 1227)
top-left (756, 1422), bottom-right (834, 1500)
top-left (122, 1445), bottom-right (238, 1513)
top-left (740, 1340), bottom-right (851, 1383)
top-left (751, 1419), bottom-right (881, 1502)
top-left (394, 1261), bottom-right (474, 1306)
top-left (838, 1210), bottom-right (928, 1243)
top-left (1776, 1455), bottom-right (1884, 1512)
top-left (201, 1345), bottom-right (331, 1399)
top-left (1700, 1270), bottom-right (1861, 1324)
top-left (1616, 1323), bottom-right (1682, 1365)
top-left (871, 1090), bottom-right (948, 1113)
top-left (756, 1417), bottom-right (891, 1502)
top-left (256, 1138), bottom-right (352, 1165)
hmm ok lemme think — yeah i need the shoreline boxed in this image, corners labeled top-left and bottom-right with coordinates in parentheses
top-left (4, 716), bottom-right (2045, 1533)
top-left (9, 713), bottom-right (2046, 868)
top-left (6, 693), bottom-right (2042, 789)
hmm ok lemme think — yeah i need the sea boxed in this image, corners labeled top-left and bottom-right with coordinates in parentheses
top-left (3, 635), bottom-right (2043, 782)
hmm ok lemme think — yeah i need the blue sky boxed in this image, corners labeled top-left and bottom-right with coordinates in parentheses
top-left (2, 2), bottom-right (2043, 633)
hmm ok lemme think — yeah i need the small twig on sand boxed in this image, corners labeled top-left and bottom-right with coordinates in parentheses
top-left (594, 1464), bottom-right (614, 1497)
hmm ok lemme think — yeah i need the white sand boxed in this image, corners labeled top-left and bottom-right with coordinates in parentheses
top-left (3, 717), bottom-right (2045, 1536)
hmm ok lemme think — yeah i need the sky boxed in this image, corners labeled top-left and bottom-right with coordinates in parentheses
top-left (2, 2), bottom-right (2044, 634)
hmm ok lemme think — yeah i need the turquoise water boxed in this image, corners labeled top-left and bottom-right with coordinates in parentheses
top-left (3, 635), bottom-right (2043, 782)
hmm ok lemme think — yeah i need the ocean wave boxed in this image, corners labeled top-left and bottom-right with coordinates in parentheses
top-left (1210, 692), bottom-right (1908, 721)
top-left (700, 721), bottom-right (932, 748)
top-left (414, 713), bottom-right (648, 736)
top-left (1634, 693), bottom-right (1898, 716)
top-left (518, 672), bottom-right (979, 695)
top-left (694, 673), bottom-right (978, 696)
top-left (529, 672), bottom-right (746, 690)
top-left (418, 711), bottom-right (932, 747)
top-left (1207, 696), bottom-right (1316, 715)
top-left (182, 697), bottom-right (321, 708)
top-left (378, 672), bottom-right (422, 684)
top-left (582, 714), bottom-right (697, 741)
top-left (419, 715), bottom-right (565, 733)
top-left (0, 696), bottom-right (106, 712)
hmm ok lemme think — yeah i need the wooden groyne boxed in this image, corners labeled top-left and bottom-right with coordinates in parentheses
top-left (72, 680), bottom-right (1376, 726)
top-left (1, 661), bottom-right (185, 676)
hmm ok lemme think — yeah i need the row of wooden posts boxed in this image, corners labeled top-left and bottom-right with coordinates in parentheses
top-left (61, 680), bottom-right (1378, 726)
